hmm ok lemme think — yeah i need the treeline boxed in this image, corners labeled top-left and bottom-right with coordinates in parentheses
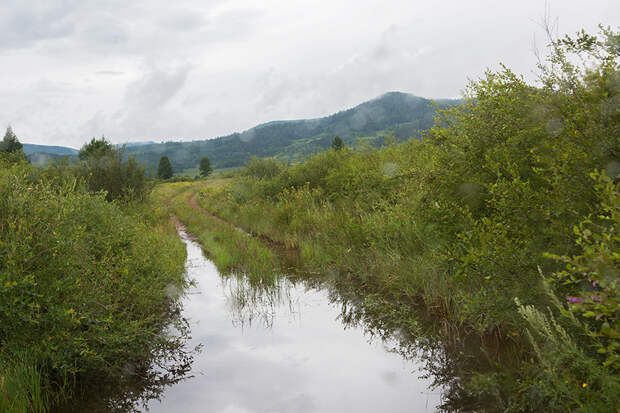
top-left (195, 28), bottom-right (619, 411)
top-left (156, 154), bottom-right (212, 180)
top-left (124, 92), bottom-right (460, 174)
top-left (0, 134), bottom-right (187, 411)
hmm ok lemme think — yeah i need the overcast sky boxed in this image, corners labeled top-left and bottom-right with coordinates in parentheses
top-left (0, 0), bottom-right (618, 148)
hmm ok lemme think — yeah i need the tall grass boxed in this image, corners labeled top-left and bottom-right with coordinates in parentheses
top-left (164, 27), bottom-right (620, 411)
top-left (0, 356), bottom-right (47, 413)
top-left (153, 182), bottom-right (282, 285)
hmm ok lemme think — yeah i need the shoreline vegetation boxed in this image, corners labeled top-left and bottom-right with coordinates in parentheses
top-left (0, 145), bottom-right (188, 411)
top-left (0, 25), bottom-right (617, 412)
top-left (159, 28), bottom-right (620, 411)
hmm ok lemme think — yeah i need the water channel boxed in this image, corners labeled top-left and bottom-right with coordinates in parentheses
top-left (141, 226), bottom-right (445, 412)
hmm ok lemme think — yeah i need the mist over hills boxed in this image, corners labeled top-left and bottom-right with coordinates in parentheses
top-left (22, 144), bottom-right (78, 165)
top-left (124, 92), bottom-right (460, 174)
top-left (22, 144), bottom-right (78, 157)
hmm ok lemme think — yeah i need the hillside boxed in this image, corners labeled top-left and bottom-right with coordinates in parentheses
top-left (125, 92), bottom-right (460, 174)
top-left (22, 144), bottom-right (78, 156)
top-left (22, 144), bottom-right (78, 165)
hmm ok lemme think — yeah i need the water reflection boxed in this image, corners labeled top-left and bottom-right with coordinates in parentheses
top-left (57, 305), bottom-right (200, 413)
top-left (224, 275), bottom-right (300, 330)
top-left (326, 275), bottom-right (516, 412)
top-left (144, 229), bottom-right (443, 412)
top-left (64, 225), bottom-right (511, 412)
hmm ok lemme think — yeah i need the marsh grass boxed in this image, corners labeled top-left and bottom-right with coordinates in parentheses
top-left (153, 182), bottom-right (282, 284)
top-left (152, 27), bottom-right (620, 411)
top-left (0, 356), bottom-right (48, 413)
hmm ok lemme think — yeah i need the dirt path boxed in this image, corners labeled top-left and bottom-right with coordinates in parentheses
top-left (186, 191), bottom-right (295, 251)
top-left (189, 193), bottom-right (248, 235)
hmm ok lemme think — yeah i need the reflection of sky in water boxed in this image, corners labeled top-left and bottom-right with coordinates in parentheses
top-left (147, 232), bottom-right (441, 412)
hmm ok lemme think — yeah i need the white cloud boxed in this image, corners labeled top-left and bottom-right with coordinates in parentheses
top-left (0, 0), bottom-right (618, 147)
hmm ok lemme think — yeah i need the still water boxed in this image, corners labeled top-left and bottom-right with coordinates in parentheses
top-left (143, 227), bottom-right (443, 412)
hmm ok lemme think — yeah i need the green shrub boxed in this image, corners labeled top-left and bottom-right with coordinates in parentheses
top-left (187, 26), bottom-right (620, 410)
top-left (546, 172), bottom-right (620, 370)
top-left (0, 156), bottom-right (186, 410)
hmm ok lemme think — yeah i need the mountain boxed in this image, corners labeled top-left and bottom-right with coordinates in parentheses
top-left (125, 92), bottom-right (461, 174)
top-left (119, 141), bottom-right (156, 147)
top-left (22, 144), bottom-right (78, 165)
top-left (22, 144), bottom-right (78, 156)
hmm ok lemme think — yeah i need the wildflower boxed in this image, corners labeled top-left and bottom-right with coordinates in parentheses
top-left (582, 383), bottom-right (587, 388)
top-left (566, 296), bottom-right (585, 303)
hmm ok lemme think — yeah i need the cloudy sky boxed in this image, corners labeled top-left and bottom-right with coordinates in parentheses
top-left (0, 0), bottom-right (618, 148)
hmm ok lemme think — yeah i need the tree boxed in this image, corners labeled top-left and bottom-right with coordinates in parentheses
top-left (76, 139), bottom-right (148, 201)
top-left (158, 156), bottom-right (173, 179)
top-left (0, 126), bottom-right (23, 153)
top-left (199, 157), bottom-right (212, 177)
top-left (331, 136), bottom-right (344, 151)
top-left (78, 136), bottom-right (114, 160)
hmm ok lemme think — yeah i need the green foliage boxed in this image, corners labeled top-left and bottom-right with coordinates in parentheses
top-left (75, 138), bottom-right (149, 201)
top-left (331, 136), bottom-right (344, 151)
top-left (153, 182), bottom-right (280, 282)
top-left (516, 294), bottom-right (620, 412)
top-left (0, 126), bottom-right (24, 154)
top-left (158, 155), bottom-right (173, 179)
top-left (546, 172), bottom-right (620, 370)
top-left (242, 157), bottom-right (283, 180)
top-left (123, 93), bottom-right (460, 172)
top-left (0, 149), bottom-right (27, 166)
top-left (187, 27), bottom-right (620, 411)
top-left (78, 137), bottom-right (114, 161)
top-left (0, 159), bottom-right (186, 410)
top-left (82, 150), bottom-right (148, 202)
top-left (199, 157), bottom-right (212, 178)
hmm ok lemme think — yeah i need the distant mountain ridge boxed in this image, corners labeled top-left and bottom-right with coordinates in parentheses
top-left (22, 144), bottom-right (78, 156)
top-left (119, 141), bottom-right (156, 147)
top-left (125, 92), bottom-right (461, 173)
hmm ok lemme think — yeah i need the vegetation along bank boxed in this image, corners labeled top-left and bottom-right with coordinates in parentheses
top-left (0, 138), bottom-right (188, 412)
top-left (166, 28), bottom-right (620, 411)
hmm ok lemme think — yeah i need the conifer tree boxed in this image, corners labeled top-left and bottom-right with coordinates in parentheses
top-left (199, 156), bottom-right (212, 177)
top-left (0, 126), bottom-right (23, 153)
top-left (158, 155), bottom-right (173, 179)
top-left (331, 136), bottom-right (344, 151)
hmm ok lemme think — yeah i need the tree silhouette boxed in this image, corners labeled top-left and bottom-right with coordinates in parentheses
top-left (0, 126), bottom-right (23, 153)
top-left (331, 136), bottom-right (344, 151)
top-left (157, 156), bottom-right (173, 179)
top-left (199, 157), bottom-right (212, 177)
top-left (78, 136), bottom-right (114, 160)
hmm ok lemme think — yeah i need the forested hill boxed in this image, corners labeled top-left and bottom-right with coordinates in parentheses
top-left (125, 92), bottom-right (461, 173)
top-left (22, 144), bottom-right (78, 156)
top-left (22, 144), bottom-right (79, 165)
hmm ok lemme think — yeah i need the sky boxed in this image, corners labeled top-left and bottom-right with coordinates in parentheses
top-left (0, 0), bottom-right (618, 148)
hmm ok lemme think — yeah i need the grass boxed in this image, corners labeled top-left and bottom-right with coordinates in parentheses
top-left (0, 356), bottom-right (47, 413)
top-left (153, 181), bottom-right (282, 285)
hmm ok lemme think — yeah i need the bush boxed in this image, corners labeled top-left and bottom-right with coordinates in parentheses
top-left (546, 172), bottom-right (620, 370)
top-left (75, 138), bottom-right (149, 201)
top-left (191, 26), bottom-right (620, 410)
top-left (242, 156), bottom-right (283, 179)
top-left (0, 157), bottom-right (186, 410)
